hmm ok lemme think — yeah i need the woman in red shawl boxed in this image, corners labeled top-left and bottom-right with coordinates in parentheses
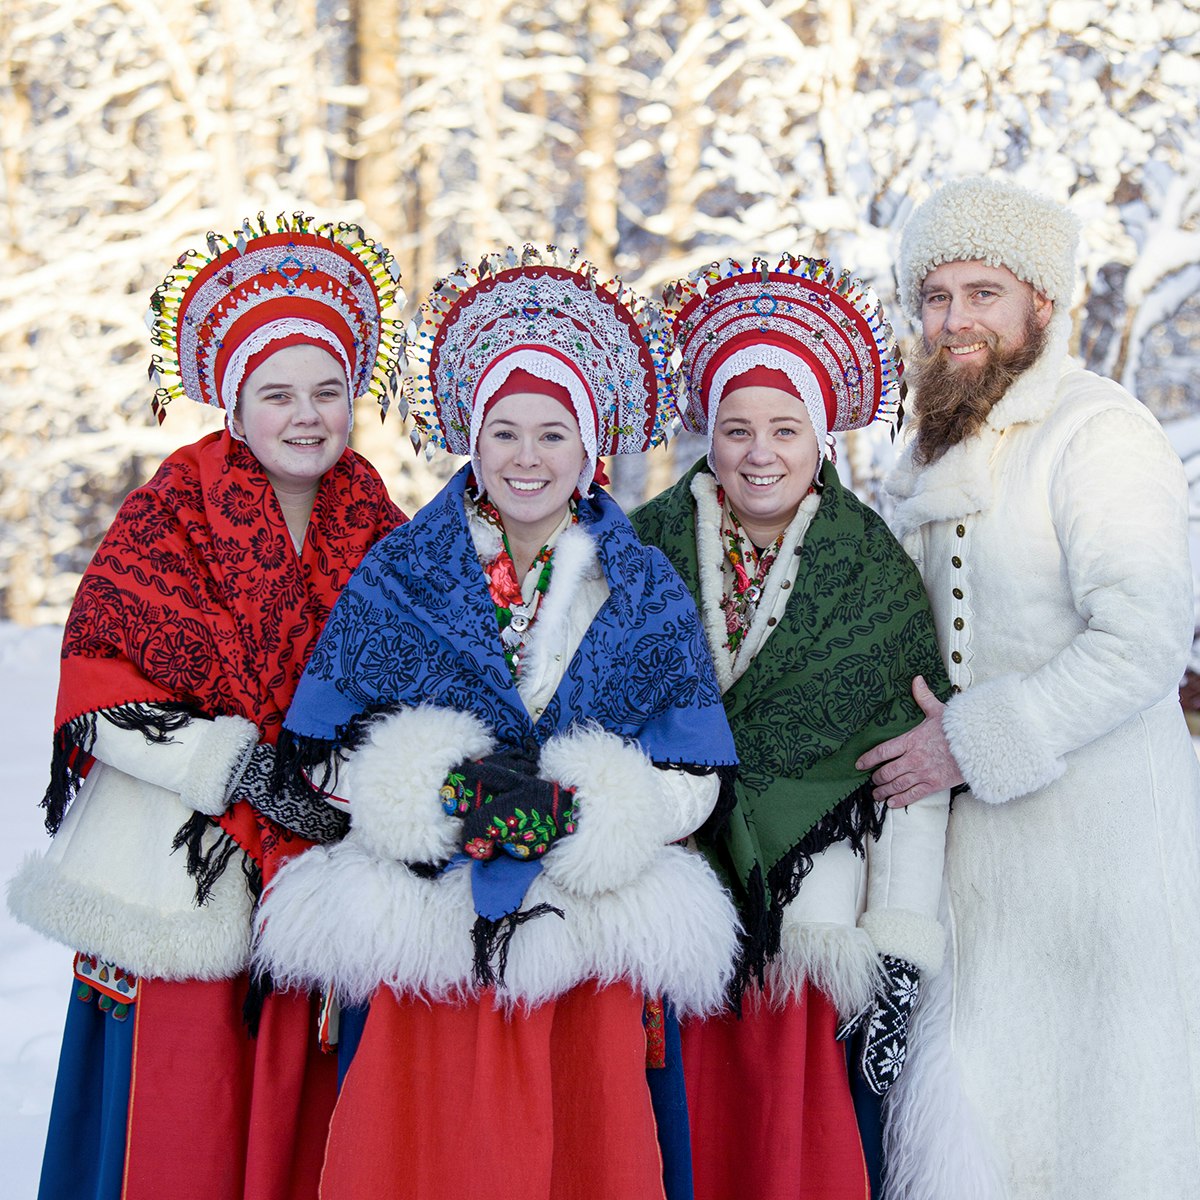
top-left (7, 215), bottom-right (407, 1200)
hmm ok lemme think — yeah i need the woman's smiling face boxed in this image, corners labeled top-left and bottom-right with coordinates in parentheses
top-left (476, 390), bottom-right (586, 550)
top-left (234, 343), bottom-right (351, 495)
top-left (710, 385), bottom-right (820, 545)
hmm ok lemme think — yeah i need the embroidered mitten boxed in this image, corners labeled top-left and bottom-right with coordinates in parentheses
top-left (443, 757), bottom-right (576, 861)
top-left (835, 954), bottom-right (920, 1096)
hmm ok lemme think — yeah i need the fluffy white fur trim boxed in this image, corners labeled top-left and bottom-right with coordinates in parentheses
top-left (7, 849), bottom-right (251, 979)
top-left (883, 918), bottom-right (1007, 1200)
top-left (766, 920), bottom-right (883, 1019)
top-left (255, 842), bottom-right (477, 1007)
top-left (255, 839), bottom-right (739, 1017)
top-left (345, 705), bottom-right (495, 862)
top-left (179, 715), bottom-right (259, 816)
top-left (537, 724), bottom-right (672, 895)
top-left (943, 675), bottom-right (1065, 805)
top-left (517, 524), bottom-right (605, 705)
top-left (898, 177), bottom-right (1080, 320)
top-left (509, 845), bottom-right (739, 1016)
top-left (860, 908), bottom-right (946, 977)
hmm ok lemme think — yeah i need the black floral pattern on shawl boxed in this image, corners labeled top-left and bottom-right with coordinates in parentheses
top-left (284, 465), bottom-right (734, 774)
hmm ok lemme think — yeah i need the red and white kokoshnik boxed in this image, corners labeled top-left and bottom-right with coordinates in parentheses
top-left (145, 212), bottom-right (405, 426)
top-left (664, 253), bottom-right (905, 438)
top-left (403, 245), bottom-right (678, 460)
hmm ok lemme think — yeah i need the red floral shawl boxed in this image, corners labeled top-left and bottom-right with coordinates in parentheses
top-left (50, 430), bottom-right (405, 879)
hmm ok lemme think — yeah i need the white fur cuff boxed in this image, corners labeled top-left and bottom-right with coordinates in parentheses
top-left (538, 725), bottom-right (671, 896)
top-left (943, 675), bottom-right (1066, 805)
top-left (860, 908), bottom-right (946, 977)
top-left (344, 705), bottom-right (495, 863)
top-left (766, 922), bottom-right (883, 1019)
top-left (179, 715), bottom-right (259, 816)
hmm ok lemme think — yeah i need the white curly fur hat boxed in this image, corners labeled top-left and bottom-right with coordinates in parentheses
top-left (898, 177), bottom-right (1080, 321)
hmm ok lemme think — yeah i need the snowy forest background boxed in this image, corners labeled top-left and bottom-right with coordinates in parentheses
top-left (1, 3), bottom-right (1199, 1189)
top-left (1, 0), bottom-right (1199, 627)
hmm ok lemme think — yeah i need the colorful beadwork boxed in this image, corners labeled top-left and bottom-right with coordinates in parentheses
top-left (403, 244), bottom-right (678, 460)
top-left (716, 487), bottom-right (786, 655)
top-left (73, 952), bottom-right (138, 1021)
top-left (662, 253), bottom-right (904, 437)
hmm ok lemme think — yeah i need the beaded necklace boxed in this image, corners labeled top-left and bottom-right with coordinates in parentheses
top-left (476, 496), bottom-right (576, 679)
top-left (716, 486), bottom-right (786, 656)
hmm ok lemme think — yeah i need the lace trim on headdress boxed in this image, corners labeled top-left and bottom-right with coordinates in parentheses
top-left (707, 345), bottom-right (828, 458)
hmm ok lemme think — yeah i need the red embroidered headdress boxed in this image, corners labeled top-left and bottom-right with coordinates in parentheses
top-left (145, 212), bottom-right (404, 428)
top-left (663, 253), bottom-right (904, 443)
top-left (403, 245), bottom-right (677, 492)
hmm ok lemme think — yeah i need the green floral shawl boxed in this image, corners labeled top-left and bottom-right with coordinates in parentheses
top-left (630, 458), bottom-right (949, 978)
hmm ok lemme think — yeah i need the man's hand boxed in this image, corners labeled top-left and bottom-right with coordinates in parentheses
top-left (855, 675), bottom-right (965, 807)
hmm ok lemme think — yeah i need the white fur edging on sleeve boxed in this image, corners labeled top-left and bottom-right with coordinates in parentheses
top-left (537, 723), bottom-right (673, 896)
top-left (180, 715), bottom-right (259, 816)
top-left (860, 908), bottom-right (946, 977)
top-left (766, 920), bottom-right (883, 1019)
top-left (942, 674), bottom-right (1066, 805)
top-left (343, 705), bottom-right (495, 863)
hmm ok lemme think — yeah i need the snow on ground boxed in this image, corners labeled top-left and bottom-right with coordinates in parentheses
top-left (0, 623), bottom-right (72, 1198)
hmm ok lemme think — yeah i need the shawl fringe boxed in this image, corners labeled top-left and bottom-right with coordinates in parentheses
top-left (41, 703), bottom-right (195, 835)
top-left (470, 903), bottom-right (565, 986)
top-left (242, 968), bottom-right (274, 1038)
top-left (727, 861), bottom-right (769, 1011)
top-left (171, 811), bottom-right (262, 907)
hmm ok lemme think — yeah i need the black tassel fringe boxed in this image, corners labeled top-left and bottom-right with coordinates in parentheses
top-left (41, 704), bottom-right (196, 835)
top-left (470, 904), bottom-right (565, 987)
top-left (170, 811), bottom-right (262, 907)
top-left (243, 969), bottom-right (274, 1037)
top-left (764, 781), bottom-right (885, 958)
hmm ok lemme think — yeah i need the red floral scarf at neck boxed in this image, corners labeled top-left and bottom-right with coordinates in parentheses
top-left (716, 486), bottom-right (786, 656)
top-left (48, 430), bottom-right (405, 883)
top-left (474, 495), bottom-right (576, 679)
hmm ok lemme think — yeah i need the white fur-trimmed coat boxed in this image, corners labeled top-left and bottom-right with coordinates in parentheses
top-left (7, 714), bottom-right (259, 979)
top-left (254, 522), bottom-right (740, 1017)
top-left (883, 314), bottom-right (1200, 1200)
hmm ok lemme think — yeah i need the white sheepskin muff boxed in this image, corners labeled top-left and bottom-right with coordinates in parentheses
top-left (898, 176), bottom-right (1080, 321)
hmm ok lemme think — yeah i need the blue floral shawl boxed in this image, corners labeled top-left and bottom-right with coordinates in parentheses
top-left (286, 464), bottom-right (737, 773)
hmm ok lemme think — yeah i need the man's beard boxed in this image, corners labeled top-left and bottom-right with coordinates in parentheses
top-left (909, 312), bottom-right (1048, 466)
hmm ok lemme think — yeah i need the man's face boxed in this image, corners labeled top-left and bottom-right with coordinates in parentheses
top-left (920, 259), bottom-right (1053, 366)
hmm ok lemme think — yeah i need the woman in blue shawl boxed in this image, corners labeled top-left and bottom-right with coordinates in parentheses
top-left (254, 249), bottom-right (739, 1200)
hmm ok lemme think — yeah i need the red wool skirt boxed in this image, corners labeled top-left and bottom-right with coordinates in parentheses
top-left (122, 977), bottom-right (337, 1200)
top-left (683, 983), bottom-right (869, 1200)
top-left (320, 983), bottom-right (667, 1200)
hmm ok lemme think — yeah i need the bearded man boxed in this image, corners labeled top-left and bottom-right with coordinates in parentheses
top-left (857, 177), bottom-right (1200, 1200)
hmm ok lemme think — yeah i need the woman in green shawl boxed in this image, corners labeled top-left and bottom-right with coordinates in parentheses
top-left (630, 255), bottom-right (951, 1200)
